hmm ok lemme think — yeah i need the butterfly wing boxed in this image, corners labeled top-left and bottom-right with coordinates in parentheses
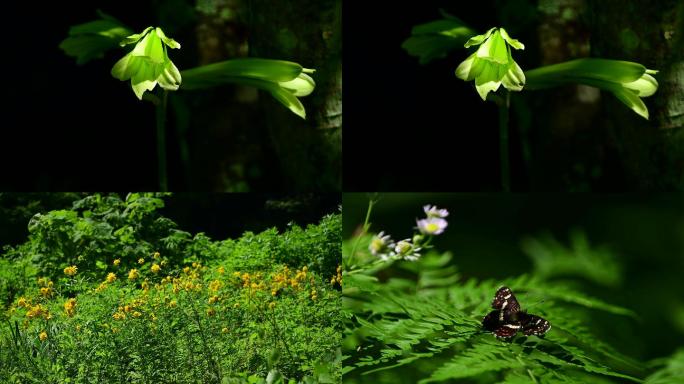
top-left (520, 313), bottom-right (551, 336)
top-left (482, 310), bottom-right (501, 332)
top-left (482, 310), bottom-right (520, 339)
top-left (491, 286), bottom-right (521, 314)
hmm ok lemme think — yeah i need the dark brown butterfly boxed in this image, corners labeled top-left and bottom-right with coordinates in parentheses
top-left (482, 286), bottom-right (550, 339)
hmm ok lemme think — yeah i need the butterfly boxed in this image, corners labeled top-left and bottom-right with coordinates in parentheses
top-left (482, 286), bottom-right (551, 339)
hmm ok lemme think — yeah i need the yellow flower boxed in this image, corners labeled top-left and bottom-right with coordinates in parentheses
top-left (113, 259), bottom-right (121, 266)
top-left (209, 280), bottom-right (221, 292)
top-left (208, 295), bottom-right (219, 304)
top-left (124, 305), bottom-right (131, 313)
top-left (153, 251), bottom-right (160, 259)
top-left (64, 265), bottom-right (78, 277)
top-left (113, 312), bottom-right (126, 320)
top-left (160, 260), bottom-right (167, 266)
top-left (106, 273), bottom-right (117, 283)
top-left (168, 300), bottom-right (177, 308)
top-left (233, 303), bottom-right (240, 308)
top-left (17, 296), bottom-right (29, 308)
top-left (233, 271), bottom-right (241, 277)
top-left (183, 266), bottom-right (190, 274)
top-left (132, 311), bottom-right (142, 318)
top-left (138, 258), bottom-right (145, 265)
top-left (222, 327), bottom-right (229, 333)
top-left (37, 277), bottom-right (47, 286)
top-left (128, 269), bottom-right (139, 280)
top-left (271, 290), bottom-right (278, 296)
top-left (217, 266), bottom-right (225, 275)
top-left (64, 298), bottom-right (77, 317)
top-left (151, 263), bottom-right (161, 273)
top-left (192, 262), bottom-right (199, 268)
top-left (96, 282), bottom-right (108, 292)
top-left (302, 266), bottom-right (308, 272)
top-left (39, 331), bottom-right (47, 342)
top-left (206, 308), bottom-right (216, 316)
top-left (269, 302), bottom-right (276, 310)
top-left (40, 287), bottom-right (52, 298)
top-left (26, 304), bottom-right (45, 319)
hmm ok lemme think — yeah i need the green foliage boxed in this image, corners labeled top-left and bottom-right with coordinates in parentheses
top-left (59, 10), bottom-right (133, 65)
top-left (645, 348), bottom-right (684, 384)
top-left (521, 231), bottom-right (622, 287)
top-left (401, 10), bottom-right (477, 65)
top-left (0, 194), bottom-right (341, 383)
top-left (343, 247), bottom-right (646, 383)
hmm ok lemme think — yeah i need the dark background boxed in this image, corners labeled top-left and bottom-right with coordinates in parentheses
top-left (0, 0), bottom-right (341, 192)
top-left (343, 0), bottom-right (684, 191)
top-left (2, 2), bottom-right (162, 190)
top-left (344, 0), bottom-right (512, 191)
top-left (343, 193), bottom-right (684, 360)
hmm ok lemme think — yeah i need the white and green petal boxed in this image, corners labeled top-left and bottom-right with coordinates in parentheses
top-left (456, 27), bottom-right (526, 100)
top-left (111, 27), bottom-right (182, 100)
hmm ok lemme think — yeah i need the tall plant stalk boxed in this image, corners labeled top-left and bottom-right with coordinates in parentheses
top-left (498, 91), bottom-right (511, 192)
top-left (156, 91), bottom-right (168, 191)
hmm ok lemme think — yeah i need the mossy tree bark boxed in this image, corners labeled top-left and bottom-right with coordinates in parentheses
top-left (247, 0), bottom-right (342, 191)
top-left (588, 0), bottom-right (684, 190)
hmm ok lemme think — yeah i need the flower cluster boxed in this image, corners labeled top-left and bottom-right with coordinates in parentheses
top-left (368, 204), bottom-right (449, 262)
top-left (330, 265), bottom-right (342, 287)
top-left (64, 265), bottom-right (78, 277)
top-left (64, 298), bottom-right (77, 317)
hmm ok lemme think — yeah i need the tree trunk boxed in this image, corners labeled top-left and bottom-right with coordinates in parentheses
top-left (247, 0), bottom-right (342, 192)
top-left (588, 0), bottom-right (684, 190)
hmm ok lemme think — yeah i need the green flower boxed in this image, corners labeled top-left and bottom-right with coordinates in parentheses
top-left (111, 27), bottom-right (182, 100)
top-left (525, 59), bottom-right (658, 119)
top-left (455, 27), bottom-right (525, 100)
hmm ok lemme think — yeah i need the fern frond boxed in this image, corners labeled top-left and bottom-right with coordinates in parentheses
top-left (645, 348), bottom-right (684, 384)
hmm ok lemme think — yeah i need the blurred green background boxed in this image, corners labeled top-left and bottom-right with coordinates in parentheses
top-left (343, 193), bottom-right (684, 360)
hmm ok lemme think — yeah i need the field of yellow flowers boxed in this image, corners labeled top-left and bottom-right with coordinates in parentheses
top-left (0, 193), bottom-right (341, 383)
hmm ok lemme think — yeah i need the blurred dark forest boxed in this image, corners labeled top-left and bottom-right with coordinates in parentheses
top-left (343, 193), bottom-right (684, 361)
top-left (0, 192), bottom-right (340, 249)
top-left (0, 0), bottom-right (341, 191)
top-left (344, 0), bottom-right (684, 191)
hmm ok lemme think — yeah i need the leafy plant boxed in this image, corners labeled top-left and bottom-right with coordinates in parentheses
top-left (402, 11), bottom-right (658, 191)
top-left (342, 199), bottom-right (681, 383)
top-left (0, 193), bottom-right (341, 383)
top-left (60, 11), bottom-right (316, 191)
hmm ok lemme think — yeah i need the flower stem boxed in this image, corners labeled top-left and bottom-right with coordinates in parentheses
top-left (498, 90), bottom-right (511, 192)
top-left (156, 91), bottom-right (169, 191)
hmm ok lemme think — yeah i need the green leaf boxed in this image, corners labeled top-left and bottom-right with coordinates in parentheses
top-left (402, 18), bottom-right (477, 64)
top-left (181, 59), bottom-right (304, 88)
top-left (525, 58), bottom-right (647, 87)
top-left (59, 14), bottom-right (133, 65)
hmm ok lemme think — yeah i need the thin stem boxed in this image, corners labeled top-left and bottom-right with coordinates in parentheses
top-left (345, 197), bottom-right (377, 269)
top-left (498, 90), bottom-right (511, 192)
top-left (156, 91), bottom-right (169, 191)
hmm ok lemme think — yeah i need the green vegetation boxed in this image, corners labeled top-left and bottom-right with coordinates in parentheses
top-left (0, 193), bottom-right (341, 383)
top-left (343, 197), bottom-right (684, 383)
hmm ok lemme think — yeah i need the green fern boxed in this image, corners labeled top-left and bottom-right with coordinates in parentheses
top-left (343, 250), bottom-right (647, 383)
